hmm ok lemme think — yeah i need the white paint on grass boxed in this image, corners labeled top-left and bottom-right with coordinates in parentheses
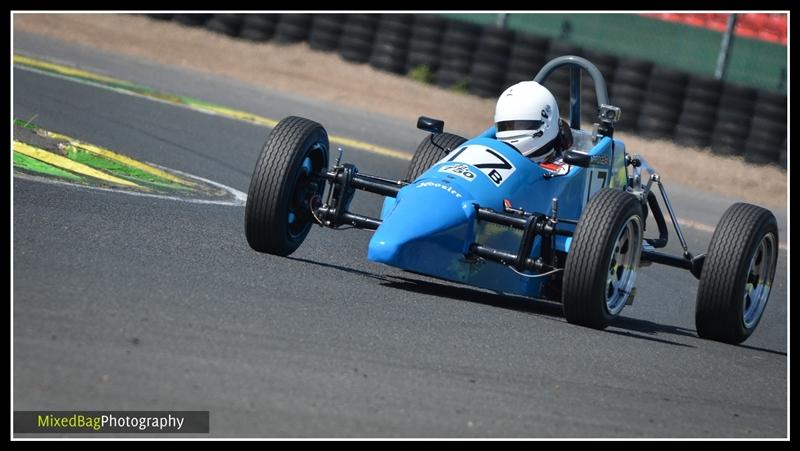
top-left (13, 166), bottom-right (247, 207)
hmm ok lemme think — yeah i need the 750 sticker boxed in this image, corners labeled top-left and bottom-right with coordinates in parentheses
top-left (438, 163), bottom-right (476, 181)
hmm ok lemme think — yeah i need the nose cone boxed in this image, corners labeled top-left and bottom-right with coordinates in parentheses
top-left (368, 180), bottom-right (475, 267)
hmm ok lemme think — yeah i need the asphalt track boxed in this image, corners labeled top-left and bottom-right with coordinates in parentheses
top-left (13, 33), bottom-right (788, 438)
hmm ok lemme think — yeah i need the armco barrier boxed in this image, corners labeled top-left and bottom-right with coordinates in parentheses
top-left (152, 13), bottom-right (787, 167)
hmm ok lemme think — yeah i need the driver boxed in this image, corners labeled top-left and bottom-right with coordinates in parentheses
top-left (494, 81), bottom-right (572, 171)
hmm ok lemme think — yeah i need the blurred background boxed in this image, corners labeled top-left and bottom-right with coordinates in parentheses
top-left (143, 12), bottom-right (787, 169)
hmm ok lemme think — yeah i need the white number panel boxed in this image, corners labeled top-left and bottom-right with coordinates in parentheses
top-left (585, 167), bottom-right (609, 204)
top-left (440, 145), bottom-right (516, 186)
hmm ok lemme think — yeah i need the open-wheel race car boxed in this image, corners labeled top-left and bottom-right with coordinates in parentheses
top-left (244, 55), bottom-right (779, 344)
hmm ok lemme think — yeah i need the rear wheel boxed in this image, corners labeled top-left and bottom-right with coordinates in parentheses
top-left (245, 116), bottom-right (329, 256)
top-left (562, 189), bottom-right (644, 329)
top-left (405, 132), bottom-right (467, 182)
top-left (695, 203), bottom-right (779, 344)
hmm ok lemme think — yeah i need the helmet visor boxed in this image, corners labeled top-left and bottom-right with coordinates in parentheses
top-left (496, 120), bottom-right (543, 133)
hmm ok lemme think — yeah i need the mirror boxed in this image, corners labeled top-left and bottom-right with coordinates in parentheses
top-left (563, 150), bottom-right (591, 167)
top-left (417, 116), bottom-right (444, 134)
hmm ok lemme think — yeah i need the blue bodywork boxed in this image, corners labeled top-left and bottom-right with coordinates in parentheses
top-left (368, 126), bottom-right (628, 298)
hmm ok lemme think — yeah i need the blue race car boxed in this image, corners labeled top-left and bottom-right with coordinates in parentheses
top-left (244, 55), bottom-right (779, 345)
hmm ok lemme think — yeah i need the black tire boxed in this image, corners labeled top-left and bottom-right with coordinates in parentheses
top-left (243, 13), bottom-right (280, 30)
top-left (173, 14), bottom-right (211, 26)
top-left (408, 38), bottom-right (440, 54)
top-left (709, 139), bottom-right (744, 156)
top-left (613, 68), bottom-right (650, 88)
top-left (274, 19), bottom-right (310, 44)
top-left (245, 116), bottom-right (329, 256)
top-left (339, 44), bottom-right (372, 63)
top-left (695, 203), bottom-right (779, 344)
top-left (674, 125), bottom-right (712, 148)
top-left (406, 132), bottom-right (467, 182)
top-left (642, 91), bottom-right (684, 110)
top-left (562, 188), bottom-right (644, 329)
top-left (681, 99), bottom-right (718, 116)
top-left (309, 30), bottom-right (341, 51)
top-left (470, 61), bottom-right (506, 82)
top-left (406, 51), bottom-right (440, 72)
top-left (678, 111), bottom-right (716, 129)
top-left (617, 56), bottom-right (653, 73)
top-left (469, 80), bottom-right (504, 98)
top-left (239, 27), bottom-right (273, 42)
top-left (435, 69), bottom-right (466, 88)
top-left (369, 53), bottom-right (407, 74)
top-left (206, 18), bottom-right (240, 37)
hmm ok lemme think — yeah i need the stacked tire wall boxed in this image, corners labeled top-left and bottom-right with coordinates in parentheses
top-left (147, 13), bottom-right (787, 168)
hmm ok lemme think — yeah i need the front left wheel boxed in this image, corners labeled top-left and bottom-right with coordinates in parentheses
top-left (245, 116), bottom-right (329, 256)
top-left (695, 203), bottom-right (779, 344)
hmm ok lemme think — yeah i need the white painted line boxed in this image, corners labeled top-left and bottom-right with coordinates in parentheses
top-left (13, 169), bottom-right (247, 207)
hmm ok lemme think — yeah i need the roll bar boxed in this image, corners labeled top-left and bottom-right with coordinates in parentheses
top-left (533, 55), bottom-right (611, 130)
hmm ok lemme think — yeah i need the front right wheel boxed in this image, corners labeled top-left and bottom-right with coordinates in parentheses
top-left (562, 188), bottom-right (644, 329)
top-left (695, 203), bottom-right (779, 344)
top-left (405, 132), bottom-right (467, 182)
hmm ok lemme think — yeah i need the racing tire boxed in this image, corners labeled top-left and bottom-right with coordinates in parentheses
top-left (562, 188), bottom-right (644, 329)
top-left (245, 116), bottom-right (329, 256)
top-left (695, 203), bottom-right (779, 344)
top-left (405, 132), bottom-right (467, 182)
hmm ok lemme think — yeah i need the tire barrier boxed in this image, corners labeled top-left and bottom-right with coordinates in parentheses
top-left (273, 14), bottom-right (312, 44)
top-left (610, 57), bottom-right (654, 133)
top-left (674, 75), bottom-right (722, 148)
top-left (204, 14), bottom-right (244, 37)
top-left (338, 14), bottom-right (379, 64)
top-left (308, 14), bottom-right (345, 51)
top-left (146, 14), bottom-right (174, 21)
top-left (710, 83), bottom-right (758, 156)
top-left (579, 49), bottom-right (618, 123)
top-left (369, 14), bottom-right (413, 75)
top-left (172, 14), bottom-right (212, 27)
top-left (239, 14), bottom-right (280, 42)
top-left (146, 14), bottom-right (787, 167)
top-left (468, 26), bottom-right (514, 98)
top-left (743, 89), bottom-right (787, 164)
top-left (504, 32), bottom-right (549, 91)
top-left (436, 19), bottom-right (481, 88)
top-left (636, 66), bottom-right (689, 139)
top-left (406, 15), bottom-right (446, 73)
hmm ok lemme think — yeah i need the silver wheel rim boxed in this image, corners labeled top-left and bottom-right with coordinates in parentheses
top-left (606, 216), bottom-right (642, 316)
top-left (743, 233), bottom-right (777, 329)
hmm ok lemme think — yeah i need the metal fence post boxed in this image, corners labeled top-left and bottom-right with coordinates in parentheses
top-left (714, 13), bottom-right (738, 80)
top-left (496, 13), bottom-right (509, 28)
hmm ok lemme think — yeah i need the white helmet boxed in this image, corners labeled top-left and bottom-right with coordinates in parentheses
top-left (494, 81), bottom-right (560, 161)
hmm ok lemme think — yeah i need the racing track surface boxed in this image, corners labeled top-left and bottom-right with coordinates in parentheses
top-left (13, 33), bottom-right (788, 438)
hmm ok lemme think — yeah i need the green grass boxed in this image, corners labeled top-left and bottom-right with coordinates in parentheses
top-left (408, 64), bottom-right (435, 84)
